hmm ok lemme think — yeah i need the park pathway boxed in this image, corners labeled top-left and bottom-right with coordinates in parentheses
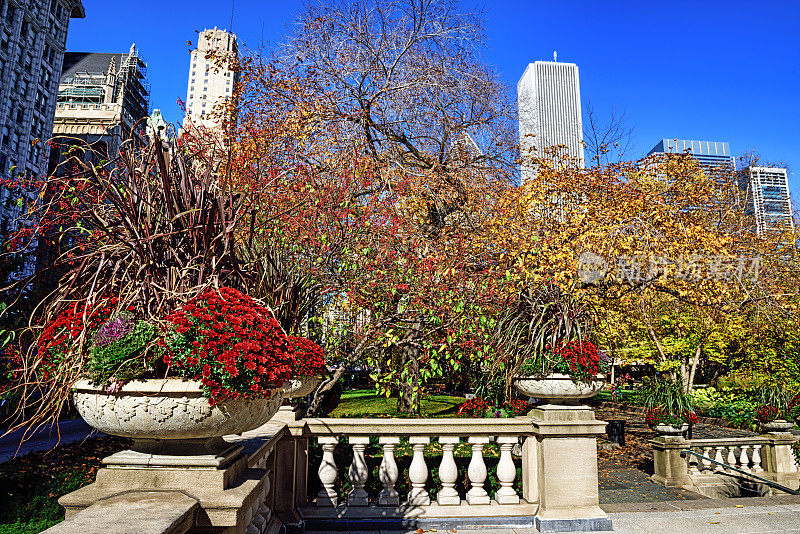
top-left (0, 419), bottom-right (99, 461)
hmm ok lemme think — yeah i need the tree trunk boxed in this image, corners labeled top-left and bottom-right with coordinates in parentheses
top-left (397, 319), bottom-right (422, 415)
top-left (687, 324), bottom-right (710, 392)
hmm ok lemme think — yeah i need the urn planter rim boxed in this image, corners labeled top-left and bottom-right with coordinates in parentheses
top-left (73, 378), bottom-right (205, 396)
top-left (513, 373), bottom-right (606, 382)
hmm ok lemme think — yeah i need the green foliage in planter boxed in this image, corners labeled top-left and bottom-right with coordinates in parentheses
top-left (637, 377), bottom-right (693, 415)
top-left (87, 315), bottom-right (157, 386)
top-left (0, 519), bottom-right (60, 534)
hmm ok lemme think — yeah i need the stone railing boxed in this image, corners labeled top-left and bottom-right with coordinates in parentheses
top-left (47, 404), bottom-right (614, 533)
top-left (280, 404), bottom-right (612, 532)
top-left (651, 431), bottom-right (799, 498)
top-left (685, 437), bottom-right (770, 476)
top-left (305, 418), bottom-right (532, 507)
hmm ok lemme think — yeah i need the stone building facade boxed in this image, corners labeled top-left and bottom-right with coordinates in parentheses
top-left (48, 43), bottom-right (150, 172)
top-left (0, 0), bottom-right (84, 278)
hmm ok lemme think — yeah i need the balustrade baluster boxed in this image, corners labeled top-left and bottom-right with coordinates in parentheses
top-left (252, 478), bottom-right (269, 531)
top-left (702, 447), bottom-right (713, 471)
top-left (437, 437), bottom-right (461, 505)
top-left (739, 445), bottom-right (751, 472)
top-left (378, 437), bottom-right (400, 506)
top-left (688, 448), bottom-right (701, 475)
top-left (752, 444), bottom-right (764, 472)
top-left (316, 436), bottom-right (338, 507)
top-left (726, 446), bottom-right (737, 469)
top-left (714, 446), bottom-right (725, 472)
top-left (348, 436), bottom-right (370, 506)
top-left (496, 436), bottom-right (520, 504)
top-left (466, 436), bottom-right (490, 505)
top-left (407, 437), bottom-right (431, 505)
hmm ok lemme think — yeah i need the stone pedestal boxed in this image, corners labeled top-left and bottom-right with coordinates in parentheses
top-left (650, 435), bottom-right (691, 487)
top-left (59, 445), bottom-right (268, 533)
top-left (530, 404), bottom-right (612, 532)
top-left (762, 432), bottom-right (800, 492)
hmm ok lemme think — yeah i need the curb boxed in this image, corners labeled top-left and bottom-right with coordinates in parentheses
top-left (601, 494), bottom-right (800, 514)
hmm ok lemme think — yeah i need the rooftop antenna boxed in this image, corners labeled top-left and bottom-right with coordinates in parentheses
top-left (229, 0), bottom-right (235, 33)
top-left (553, 51), bottom-right (557, 62)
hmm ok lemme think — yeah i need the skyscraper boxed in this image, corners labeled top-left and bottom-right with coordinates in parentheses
top-left (647, 139), bottom-right (735, 170)
top-left (518, 57), bottom-right (584, 182)
top-left (740, 166), bottom-right (795, 235)
top-left (184, 27), bottom-right (238, 132)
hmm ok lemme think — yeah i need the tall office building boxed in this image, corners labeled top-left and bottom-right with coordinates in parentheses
top-left (740, 166), bottom-right (794, 235)
top-left (184, 27), bottom-right (238, 132)
top-left (647, 139), bottom-right (735, 170)
top-left (49, 44), bottom-right (150, 171)
top-left (0, 0), bottom-right (84, 280)
top-left (518, 57), bottom-right (584, 182)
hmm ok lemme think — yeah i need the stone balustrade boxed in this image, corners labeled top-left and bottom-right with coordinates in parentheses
top-left (302, 417), bottom-right (532, 509)
top-left (46, 404), bottom-right (614, 533)
top-left (651, 431), bottom-right (800, 498)
top-left (685, 437), bottom-right (769, 476)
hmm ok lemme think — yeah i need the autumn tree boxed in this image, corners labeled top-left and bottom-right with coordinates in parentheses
top-left (490, 151), bottom-right (800, 391)
top-left (229, 0), bottom-right (516, 413)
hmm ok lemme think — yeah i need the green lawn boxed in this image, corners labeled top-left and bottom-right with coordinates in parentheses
top-left (329, 389), bottom-right (466, 418)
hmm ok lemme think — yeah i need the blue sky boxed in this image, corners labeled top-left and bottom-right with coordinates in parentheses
top-left (66, 0), bottom-right (799, 195)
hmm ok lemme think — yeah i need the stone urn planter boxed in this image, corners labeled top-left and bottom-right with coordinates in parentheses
top-left (761, 419), bottom-right (795, 433)
top-left (73, 379), bottom-right (284, 455)
top-left (513, 373), bottom-right (605, 405)
top-left (283, 376), bottom-right (321, 399)
top-left (653, 423), bottom-right (688, 436)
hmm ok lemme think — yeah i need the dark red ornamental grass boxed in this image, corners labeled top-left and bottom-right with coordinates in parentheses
top-left (286, 335), bottom-right (325, 377)
top-left (161, 287), bottom-right (293, 405)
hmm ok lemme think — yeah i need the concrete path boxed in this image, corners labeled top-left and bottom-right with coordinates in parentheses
top-left (307, 496), bottom-right (800, 534)
top-left (0, 419), bottom-right (101, 461)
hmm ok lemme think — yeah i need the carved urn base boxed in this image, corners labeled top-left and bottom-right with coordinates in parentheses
top-left (73, 379), bottom-right (284, 456)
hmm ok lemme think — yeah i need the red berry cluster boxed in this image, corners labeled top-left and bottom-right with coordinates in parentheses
top-left (37, 299), bottom-right (117, 380)
top-left (161, 287), bottom-right (293, 405)
top-left (456, 397), bottom-right (490, 417)
top-left (756, 404), bottom-right (779, 424)
top-left (557, 340), bottom-right (601, 380)
top-left (287, 335), bottom-right (325, 377)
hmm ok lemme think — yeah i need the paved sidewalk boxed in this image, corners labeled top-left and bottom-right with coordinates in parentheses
top-left (307, 496), bottom-right (800, 534)
top-left (0, 419), bottom-right (100, 461)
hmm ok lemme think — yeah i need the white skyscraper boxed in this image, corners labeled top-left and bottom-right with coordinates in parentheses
top-left (518, 57), bottom-right (584, 182)
top-left (184, 27), bottom-right (238, 132)
top-left (741, 166), bottom-right (795, 235)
